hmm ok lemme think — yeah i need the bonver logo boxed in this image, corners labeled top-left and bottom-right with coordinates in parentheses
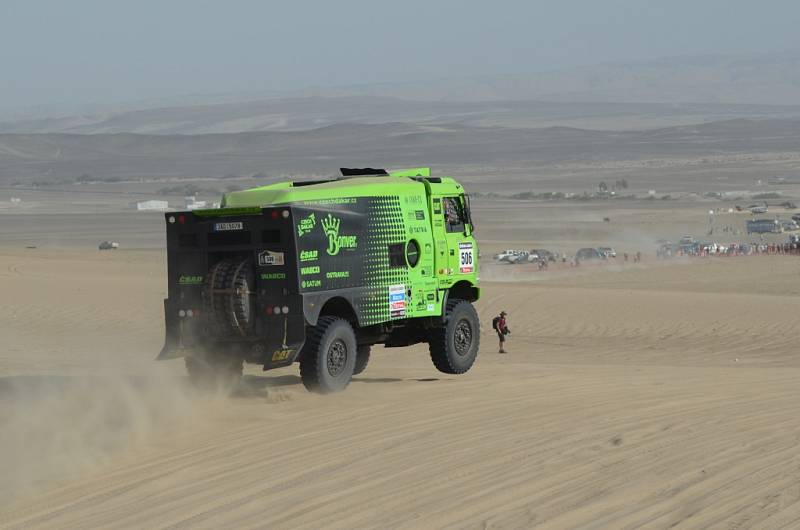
top-left (321, 214), bottom-right (357, 256)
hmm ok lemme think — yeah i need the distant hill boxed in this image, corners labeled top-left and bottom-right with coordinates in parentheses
top-left (2, 118), bottom-right (799, 184)
top-left (2, 96), bottom-right (800, 136)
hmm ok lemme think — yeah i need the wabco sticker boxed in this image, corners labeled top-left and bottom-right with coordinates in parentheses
top-left (258, 250), bottom-right (285, 266)
top-left (389, 284), bottom-right (406, 318)
top-left (214, 222), bottom-right (243, 231)
top-left (458, 242), bottom-right (474, 273)
top-left (300, 265), bottom-right (320, 275)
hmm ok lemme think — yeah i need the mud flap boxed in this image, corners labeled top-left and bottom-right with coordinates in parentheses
top-left (156, 299), bottom-right (185, 360)
top-left (260, 315), bottom-right (307, 369)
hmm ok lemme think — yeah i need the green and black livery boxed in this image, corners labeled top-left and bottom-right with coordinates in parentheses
top-left (159, 167), bottom-right (480, 393)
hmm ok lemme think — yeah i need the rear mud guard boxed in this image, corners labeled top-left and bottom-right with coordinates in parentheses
top-left (157, 299), bottom-right (185, 360)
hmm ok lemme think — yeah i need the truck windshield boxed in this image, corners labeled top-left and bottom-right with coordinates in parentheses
top-left (443, 197), bottom-right (466, 233)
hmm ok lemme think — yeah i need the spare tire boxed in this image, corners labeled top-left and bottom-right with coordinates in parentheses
top-left (206, 258), bottom-right (255, 336)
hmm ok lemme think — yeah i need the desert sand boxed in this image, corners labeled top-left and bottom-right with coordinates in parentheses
top-left (1, 197), bottom-right (800, 529)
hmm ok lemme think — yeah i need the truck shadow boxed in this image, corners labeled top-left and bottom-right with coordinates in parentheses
top-left (352, 377), bottom-right (443, 383)
top-left (238, 374), bottom-right (443, 393)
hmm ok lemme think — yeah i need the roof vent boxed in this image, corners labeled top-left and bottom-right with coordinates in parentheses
top-left (340, 168), bottom-right (389, 177)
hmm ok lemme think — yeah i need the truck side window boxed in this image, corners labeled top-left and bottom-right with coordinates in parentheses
top-left (442, 197), bottom-right (465, 233)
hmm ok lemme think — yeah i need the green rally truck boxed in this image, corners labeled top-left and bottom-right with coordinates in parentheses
top-left (159, 167), bottom-right (480, 393)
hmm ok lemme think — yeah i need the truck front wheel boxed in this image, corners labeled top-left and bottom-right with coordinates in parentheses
top-left (353, 345), bottom-right (371, 376)
top-left (429, 299), bottom-right (480, 374)
top-left (300, 317), bottom-right (357, 393)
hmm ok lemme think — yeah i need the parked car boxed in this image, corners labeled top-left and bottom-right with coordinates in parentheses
top-left (98, 241), bottom-right (119, 250)
top-left (781, 220), bottom-right (799, 231)
top-left (508, 251), bottom-right (530, 264)
top-left (528, 248), bottom-right (555, 262)
top-left (494, 249), bottom-right (524, 262)
top-left (575, 248), bottom-right (603, 261)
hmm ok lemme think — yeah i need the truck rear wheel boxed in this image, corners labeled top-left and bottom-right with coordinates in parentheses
top-left (353, 345), bottom-right (371, 376)
top-left (185, 350), bottom-right (243, 392)
top-left (429, 299), bottom-right (480, 374)
top-left (300, 317), bottom-right (357, 393)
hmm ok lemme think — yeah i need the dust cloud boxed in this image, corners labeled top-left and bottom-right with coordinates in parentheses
top-left (0, 368), bottom-right (207, 502)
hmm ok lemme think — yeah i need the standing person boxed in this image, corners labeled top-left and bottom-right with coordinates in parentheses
top-left (492, 311), bottom-right (511, 353)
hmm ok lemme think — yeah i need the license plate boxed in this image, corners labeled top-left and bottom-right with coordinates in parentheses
top-left (214, 222), bottom-right (243, 231)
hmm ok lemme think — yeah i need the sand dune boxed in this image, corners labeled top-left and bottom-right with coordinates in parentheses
top-left (2, 243), bottom-right (800, 528)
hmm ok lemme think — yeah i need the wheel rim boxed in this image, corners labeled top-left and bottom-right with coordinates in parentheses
top-left (327, 339), bottom-right (348, 377)
top-left (454, 319), bottom-right (473, 356)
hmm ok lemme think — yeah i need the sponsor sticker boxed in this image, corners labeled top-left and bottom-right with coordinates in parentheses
top-left (271, 349), bottom-right (292, 362)
top-left (458, 242), bottom-right (474, 273)
top-left (258, 250), bottom-right (285, 266)
top-left (297, 213), bottom-right (316, 237)
top-left (389, 284), bottom-right (406, 318)
top-left (321, 214), bottom-right (357, 256)
top-left (214, 222), bottom-right (243, 231)
top-left (300, 265), bottom-right (320, 276)
top-left (178, 275), bottom-right (204, 285)
top-left (299, 250), bottom-right (318, 262)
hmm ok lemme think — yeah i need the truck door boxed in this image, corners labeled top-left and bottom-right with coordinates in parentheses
top-left (430, 195), bottom-right (474, 282)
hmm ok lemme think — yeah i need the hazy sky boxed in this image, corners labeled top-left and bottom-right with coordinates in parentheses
top-left (1, 0), bottom-right (798, 108)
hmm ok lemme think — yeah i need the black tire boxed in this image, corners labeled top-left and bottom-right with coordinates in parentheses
top-left (429, 299), bottom-right (480, 374)
top-left (185, 349), bottom-right (243, 392)
top-left (300, 317), bottom-right (357, 393)
top-left (353, 345), bottom-right (371, 376)
top-left (206, 258), bottom-right (254, 337)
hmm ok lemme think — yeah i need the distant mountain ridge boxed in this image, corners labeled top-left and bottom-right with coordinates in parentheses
top-left (1, 52), bottom-right (799, 135)
top-left (1, 95), bottom-right (800, 136)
